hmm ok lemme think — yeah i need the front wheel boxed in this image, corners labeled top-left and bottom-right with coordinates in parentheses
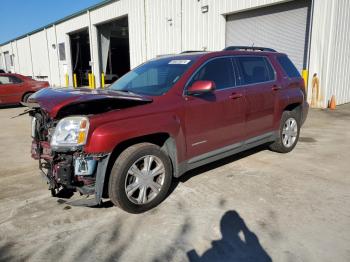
top-left (108, 143), bottom-right (172, 213)
top-left (269, 110), bottom-right (300, 153)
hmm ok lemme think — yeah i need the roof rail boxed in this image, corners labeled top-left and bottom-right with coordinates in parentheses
top-left (180, 50), bottom-right (206, 54)
top-left (223, 46), bottom-right (277, 52)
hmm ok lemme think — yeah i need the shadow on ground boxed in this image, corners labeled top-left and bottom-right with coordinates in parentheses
top-left (0, 104), bottom-right (22, 109)
top-left (84, 145), bottom-right (268, 209)
top-left (171, 144), bottom-right (268, 190)
top-left (187, 210), bottom-right (272, 262)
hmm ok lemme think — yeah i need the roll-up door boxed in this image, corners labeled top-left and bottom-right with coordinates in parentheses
top-left (226, 0), bottom-right (311, 73)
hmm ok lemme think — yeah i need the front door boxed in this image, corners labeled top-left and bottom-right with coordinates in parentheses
top-left (184, 57), bottom-right (246, 159)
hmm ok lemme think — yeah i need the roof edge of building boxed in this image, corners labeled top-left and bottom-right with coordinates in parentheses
top-left (0, 0), bottom-right (115, 46)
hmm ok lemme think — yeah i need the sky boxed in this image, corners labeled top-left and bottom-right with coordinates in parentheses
top-left (0, 0), bottom-right (103, 44)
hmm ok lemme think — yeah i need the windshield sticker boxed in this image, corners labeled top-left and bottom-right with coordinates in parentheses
top-left (169, 60), bottom-right (191, 65)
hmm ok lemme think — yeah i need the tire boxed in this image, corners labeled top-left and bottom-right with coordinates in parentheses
top-left (108, 143), bottom-right (172, 213)
top-left (269, 110), bottom-right (300, 153)
top-left (22, 92), bottom-right (33, 103)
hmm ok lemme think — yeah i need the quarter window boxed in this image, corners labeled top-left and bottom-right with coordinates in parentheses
top-left (190, 57), bottom-right (235, 90)
top-left (0, 76), bottom-right (22, 85)
top-left (277, 55), bottom-right (300, 78)
top-left (236, 57), bottom-right (275, 85)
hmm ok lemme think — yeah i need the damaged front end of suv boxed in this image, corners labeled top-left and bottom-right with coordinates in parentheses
top-left (25, 88), bottom-right (152, 206)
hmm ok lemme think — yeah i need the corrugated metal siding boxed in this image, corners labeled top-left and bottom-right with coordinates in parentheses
top-left (181, 0), bottom-right (289, 52)
top-left (226, 0), bottom-right (310, 72)
top-left (0, 43), bottom-right (13, 72)
top-left (16, 38), bottom-right (33, 76)
top-left (89, 0), bottom-right (146, 85)
top-left (55, 14), bottom-right (89, 85)
top-left (0, 0), bottom-right (349, 104)
top-left (30, 31), bottom-right (50, 80)
top-left (308, 0), bottom-right (350, 107)
top-left (10, 42), bottom-right (19, 73)
top-left (145, 0), bottom-right (182, 59)
top-left (46, 26), bottom-right (61, 86)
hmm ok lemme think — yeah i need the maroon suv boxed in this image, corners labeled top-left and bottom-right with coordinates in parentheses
top-left (26, 47), bottom-right (308, 213)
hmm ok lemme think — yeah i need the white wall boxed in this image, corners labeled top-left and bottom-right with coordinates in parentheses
top-left (45, 26), bottom-right (61, 86)
top-left (145, 0), bottom-right (182, 58)
top-left (30, 31), bottom-right (51, 80)
top-left (308, 0), bottom-right (350, 107)
top-left (1, 0), bottom-right (349, 106)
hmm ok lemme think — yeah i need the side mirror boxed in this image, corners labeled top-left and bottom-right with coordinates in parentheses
top-left (187, 80), bottom-right (216, 95)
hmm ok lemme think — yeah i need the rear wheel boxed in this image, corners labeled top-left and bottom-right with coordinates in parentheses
top-left (108, 143), bottom-right (172, 213)
top-left (269, 110), bottom-right (300, 153)
top-left (22, 92), bottom-right (33, 103)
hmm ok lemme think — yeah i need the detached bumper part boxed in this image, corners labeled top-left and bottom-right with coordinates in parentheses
top-left (68, 154), bottom-right (111, 207)
top-left (39, 153), bottom-right (111, 207)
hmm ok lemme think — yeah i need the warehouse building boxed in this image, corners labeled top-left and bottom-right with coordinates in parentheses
top-left (0, 0), bottom-right (349, 108)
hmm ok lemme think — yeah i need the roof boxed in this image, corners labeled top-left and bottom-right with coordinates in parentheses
top-left (0, 0), bottom-right (114, 46)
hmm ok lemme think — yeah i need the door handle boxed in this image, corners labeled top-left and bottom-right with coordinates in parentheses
top-left (272, 85), bottom-right (282, 91)
top-left (229, 93), bottom-right (243, 99)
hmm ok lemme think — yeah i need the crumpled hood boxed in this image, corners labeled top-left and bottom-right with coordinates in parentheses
top-left (25, 87), bottom-right (153, 118)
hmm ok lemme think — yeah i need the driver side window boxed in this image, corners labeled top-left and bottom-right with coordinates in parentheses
top-left (189, 57), bottom-right (236, 90)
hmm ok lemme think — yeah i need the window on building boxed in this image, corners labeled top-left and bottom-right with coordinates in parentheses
top-left (277, 55), bottom-right (301, 78)
top-left (236, 57), bottom-right (275, 85)
top-left (58, 43), bottom-right (66, 61)
top-left (190, 57), bottom-right (235, 90)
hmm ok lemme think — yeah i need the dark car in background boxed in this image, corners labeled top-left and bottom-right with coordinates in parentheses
top-left (0, 73), bottom-right (49, 105)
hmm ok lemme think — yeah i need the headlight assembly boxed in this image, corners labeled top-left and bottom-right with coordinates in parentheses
top-left (50, 116), bottom-right (89, 149)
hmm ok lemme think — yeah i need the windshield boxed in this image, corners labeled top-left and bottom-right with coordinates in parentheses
top-left (109, 57), bottom-right (194, 96)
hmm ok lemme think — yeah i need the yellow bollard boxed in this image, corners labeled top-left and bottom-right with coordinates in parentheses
top-left (302, 70), bottom-right (308, 92)
top-left (88, 73), bottom-right (92, 88)
top-left (65, 74), bottom-right (69, 87)
top-left (101, 73), bottom-right (105, 89)
top-left (73, 74), bottom-right (77, 88)
top-left (91, 74), bottom-right (95, 89)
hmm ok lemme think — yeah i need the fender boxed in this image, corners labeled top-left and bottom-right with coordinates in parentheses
top-left (273, 87), bottom-right (304, 130)
top-left (84, 112), bottom-right (187, 163)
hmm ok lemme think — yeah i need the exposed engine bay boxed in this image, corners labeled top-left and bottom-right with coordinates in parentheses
top-left (29, 108), bottom-right (107, 202)
top-left (24, 88), bottom-right (153, 206)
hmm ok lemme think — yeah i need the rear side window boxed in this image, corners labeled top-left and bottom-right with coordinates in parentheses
top-left (236, 57), bottom-right (275, 85)
top-left (277, 55), bottom-right (300, 78)
top-left (190, 57), bottom-right (235, 90)
top-left (0, 76), bottom-right (22, 85)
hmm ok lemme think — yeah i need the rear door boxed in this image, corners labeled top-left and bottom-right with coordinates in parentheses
top-left (0, 75), bottom-right (24, 104)
top-left (235, 56), bottom-right (278, 139)
top-left (184, 57), bottom-right (246, 159)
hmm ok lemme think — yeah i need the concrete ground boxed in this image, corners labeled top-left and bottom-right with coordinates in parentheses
top-left (0, 104), bottom-right (349, 262)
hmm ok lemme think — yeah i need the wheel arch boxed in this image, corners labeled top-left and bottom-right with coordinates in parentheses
top-left (21, 91), bottom-right (34, 102)
top-left (102, 132), bottom-right (177, 198)
top-left (283, 102), bottom-right (302, 119)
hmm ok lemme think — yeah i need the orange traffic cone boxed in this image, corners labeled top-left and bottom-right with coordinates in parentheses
top-left (329, 95), bottom-right (336, 110)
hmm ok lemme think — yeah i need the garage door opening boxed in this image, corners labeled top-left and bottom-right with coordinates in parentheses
top-left (70, 29), bottom-right (91, 87)
top-left (98, 16), bottom-right (130, 84)
top-left (225, 0), bottom-right (311, 73)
